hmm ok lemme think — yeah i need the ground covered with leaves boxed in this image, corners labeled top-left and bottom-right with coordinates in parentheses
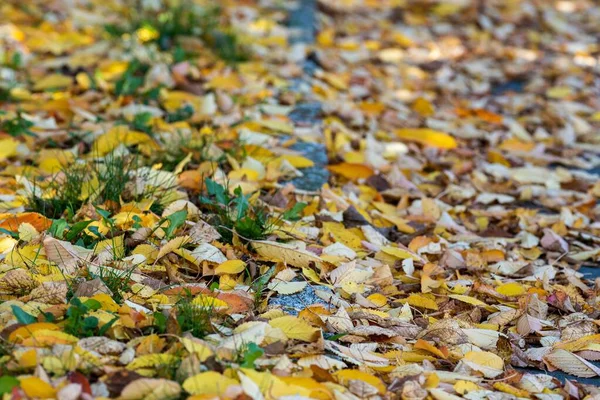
top-left (1, 0), bottom-right (600, 399)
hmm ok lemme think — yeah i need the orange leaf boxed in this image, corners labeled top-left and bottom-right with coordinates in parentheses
top-left (414, 339), bottom-right (448, 359)
top-left (0, 212), bottom-right (52, 232)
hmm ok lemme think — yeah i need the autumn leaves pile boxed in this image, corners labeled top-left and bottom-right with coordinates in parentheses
top-left (2, 0), bottom-right (600, 399)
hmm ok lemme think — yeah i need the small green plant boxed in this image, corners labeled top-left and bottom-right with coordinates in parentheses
top-left (104, 2), bottom-right (249, 64)
top-left (237, 342), bottom-right (264, 368)
top-left (175, 292), bottom-right (215, 338)
top-left (63, 297), bottom-right (117, 338)
top-left (0, 111), bottom-right (35, 137)
top-left (27, 155), bottom-right (146, 219)
top-left (28, 163), bottom-right (89, 219)
top-left (211, 31), bottom-right (251, 64)
top-left (90, 267), bottom-right (134, 304)
top-left (114, 60), bottom-right (147, 96)
top-left (200, 179), bottom-right (268, 243)
top-left (250, 265), bottom-right (275, 311)
top-left (150, 129), bottom-right (226, 172)
top-left (200, 179), bottom-right (306, 244)
top-left (94, 154), bottom-right (134, 205)
top-left (130, 111), bottom-right (154, 134)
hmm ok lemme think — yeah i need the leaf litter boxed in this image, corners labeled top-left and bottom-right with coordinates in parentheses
top-left (1, 0), bottom-right (600, 399)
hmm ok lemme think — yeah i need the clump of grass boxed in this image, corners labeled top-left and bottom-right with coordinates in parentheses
top-left (90, 266), bottom-right (134, 304)
top-left (28, 163), bottom-right (89, 219)
top-left (209, 30), bottom-right (251, 65)
top-left (175, 293), bottom-right (215, 338)
top-left (104, 1), bottom-right (249, 64)
top-left (96, 154), bottom-right (134, 205)
top-left (200, 179), bottom-right (306, 244)
top-left (26, 155), bottom-right (155, 219)
top-left (152, 129), bottom-right (224, 172)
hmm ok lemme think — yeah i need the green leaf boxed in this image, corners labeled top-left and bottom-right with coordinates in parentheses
top-left (11, 305), bottom-right (36, 325)
top-left (65, 220), bottom-right (93, 241)
top-left (252, 265), bottom-right (275, 292)
top-left (98, 316), bottom-right (119, 336)
top-left (241, 342), bottom-right (264, 368)
top-left (164, 209), bottom-right (188, 239)
top-left (83, 299), bottom-right (102, 311)
top-left (0, 227), bottom-right (18, 238)
top-left (94, 207), bottom-right (112, 222)
top-left (282, 202), bottom-right (307, 221)
top-left (204, 178), bottom-right (228, 205)
top-left (0, 376), bottom-right (19, 395)
top-left (83, 316), bottom-right (99, 330)
top-left (151, 312), bottom-right (167, 334)
top-left (232, 186), bottom-right (249, 220)
top-left (48, 218), bottom-right (68, 239)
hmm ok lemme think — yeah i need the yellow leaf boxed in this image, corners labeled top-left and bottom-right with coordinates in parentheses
top-left (333, 369), bottom-right (385, 395)
top-left (0, 138), bottom-right (19, 161)
top-left (240, 369), bottom-right (309, 398)
top-left (317, 28), bottom-right (335, 47)
top-left (156, 236), bottom-right (190, 261)
top-left (412, 97), bottom-right (435, 116)
top-left (493, 382), bottom-right (530, 398)
top-left (256, 119), bottom-right (294, 134)
top-left (90, 293), bottom-right (119, 312)
top-left (21, 329), bottom-right (78, 347)
top-left (33, 74), bottom-right (72, 91)
top-left (121, 378), bottom-right (181, 400)
top-left (215, 259), bottom-right (247, 275)
top-left (322, 222), bottom-right (363, 249)
top-left (269, 316), bottom-right (320, 342)
top-left (381, 246), bottom-right (422, 261)
top-left (555, 334), bottom-right (600, 352)
top-left (127, 354), bottom-right (180, 372)
top-left (280, 155), bottom-right (315, 168)
top-left (496, 282), bottom-right (526, 297)
top-left (183, 371), bottom-right (239, 396)
top-left (546, 86), bottom-right (573, 99)
top-left (207, 74), bottom-right (243, 90)
top-left (328, 163), bottom-right (374, 180)
top-left (191, 295), bottom-right (229, 311)
top-left (463, 351), bottom-right (504, 378)
top-left (395, 128), bottom-right (457, 149)
top-left (19, 377), bottom-right (56, 398)
top-left (19, 349), bottom-right (37, 368)
top-left (92, 126), bottom-right (156, 156)
top-left (454, 380), bottom-right (480, 395)
top-left (414, 339), bottom-right (447, 359)
top-left (180, 337), bottom-right (214, 361)
top-left (279, 376), bottom-right (333, 400)
top-left (253, 240), bottom-right (324, 269)
top-left (9, 322), bottom-right (60, 343)
top-left (405, 293), bottom-right (438, 310)
top-left (448, 294), bottom-right (488, 307)
top-left (425, 373), bottom-right (440, 389)
top-left (366, 293), bottom-right (387, 307)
